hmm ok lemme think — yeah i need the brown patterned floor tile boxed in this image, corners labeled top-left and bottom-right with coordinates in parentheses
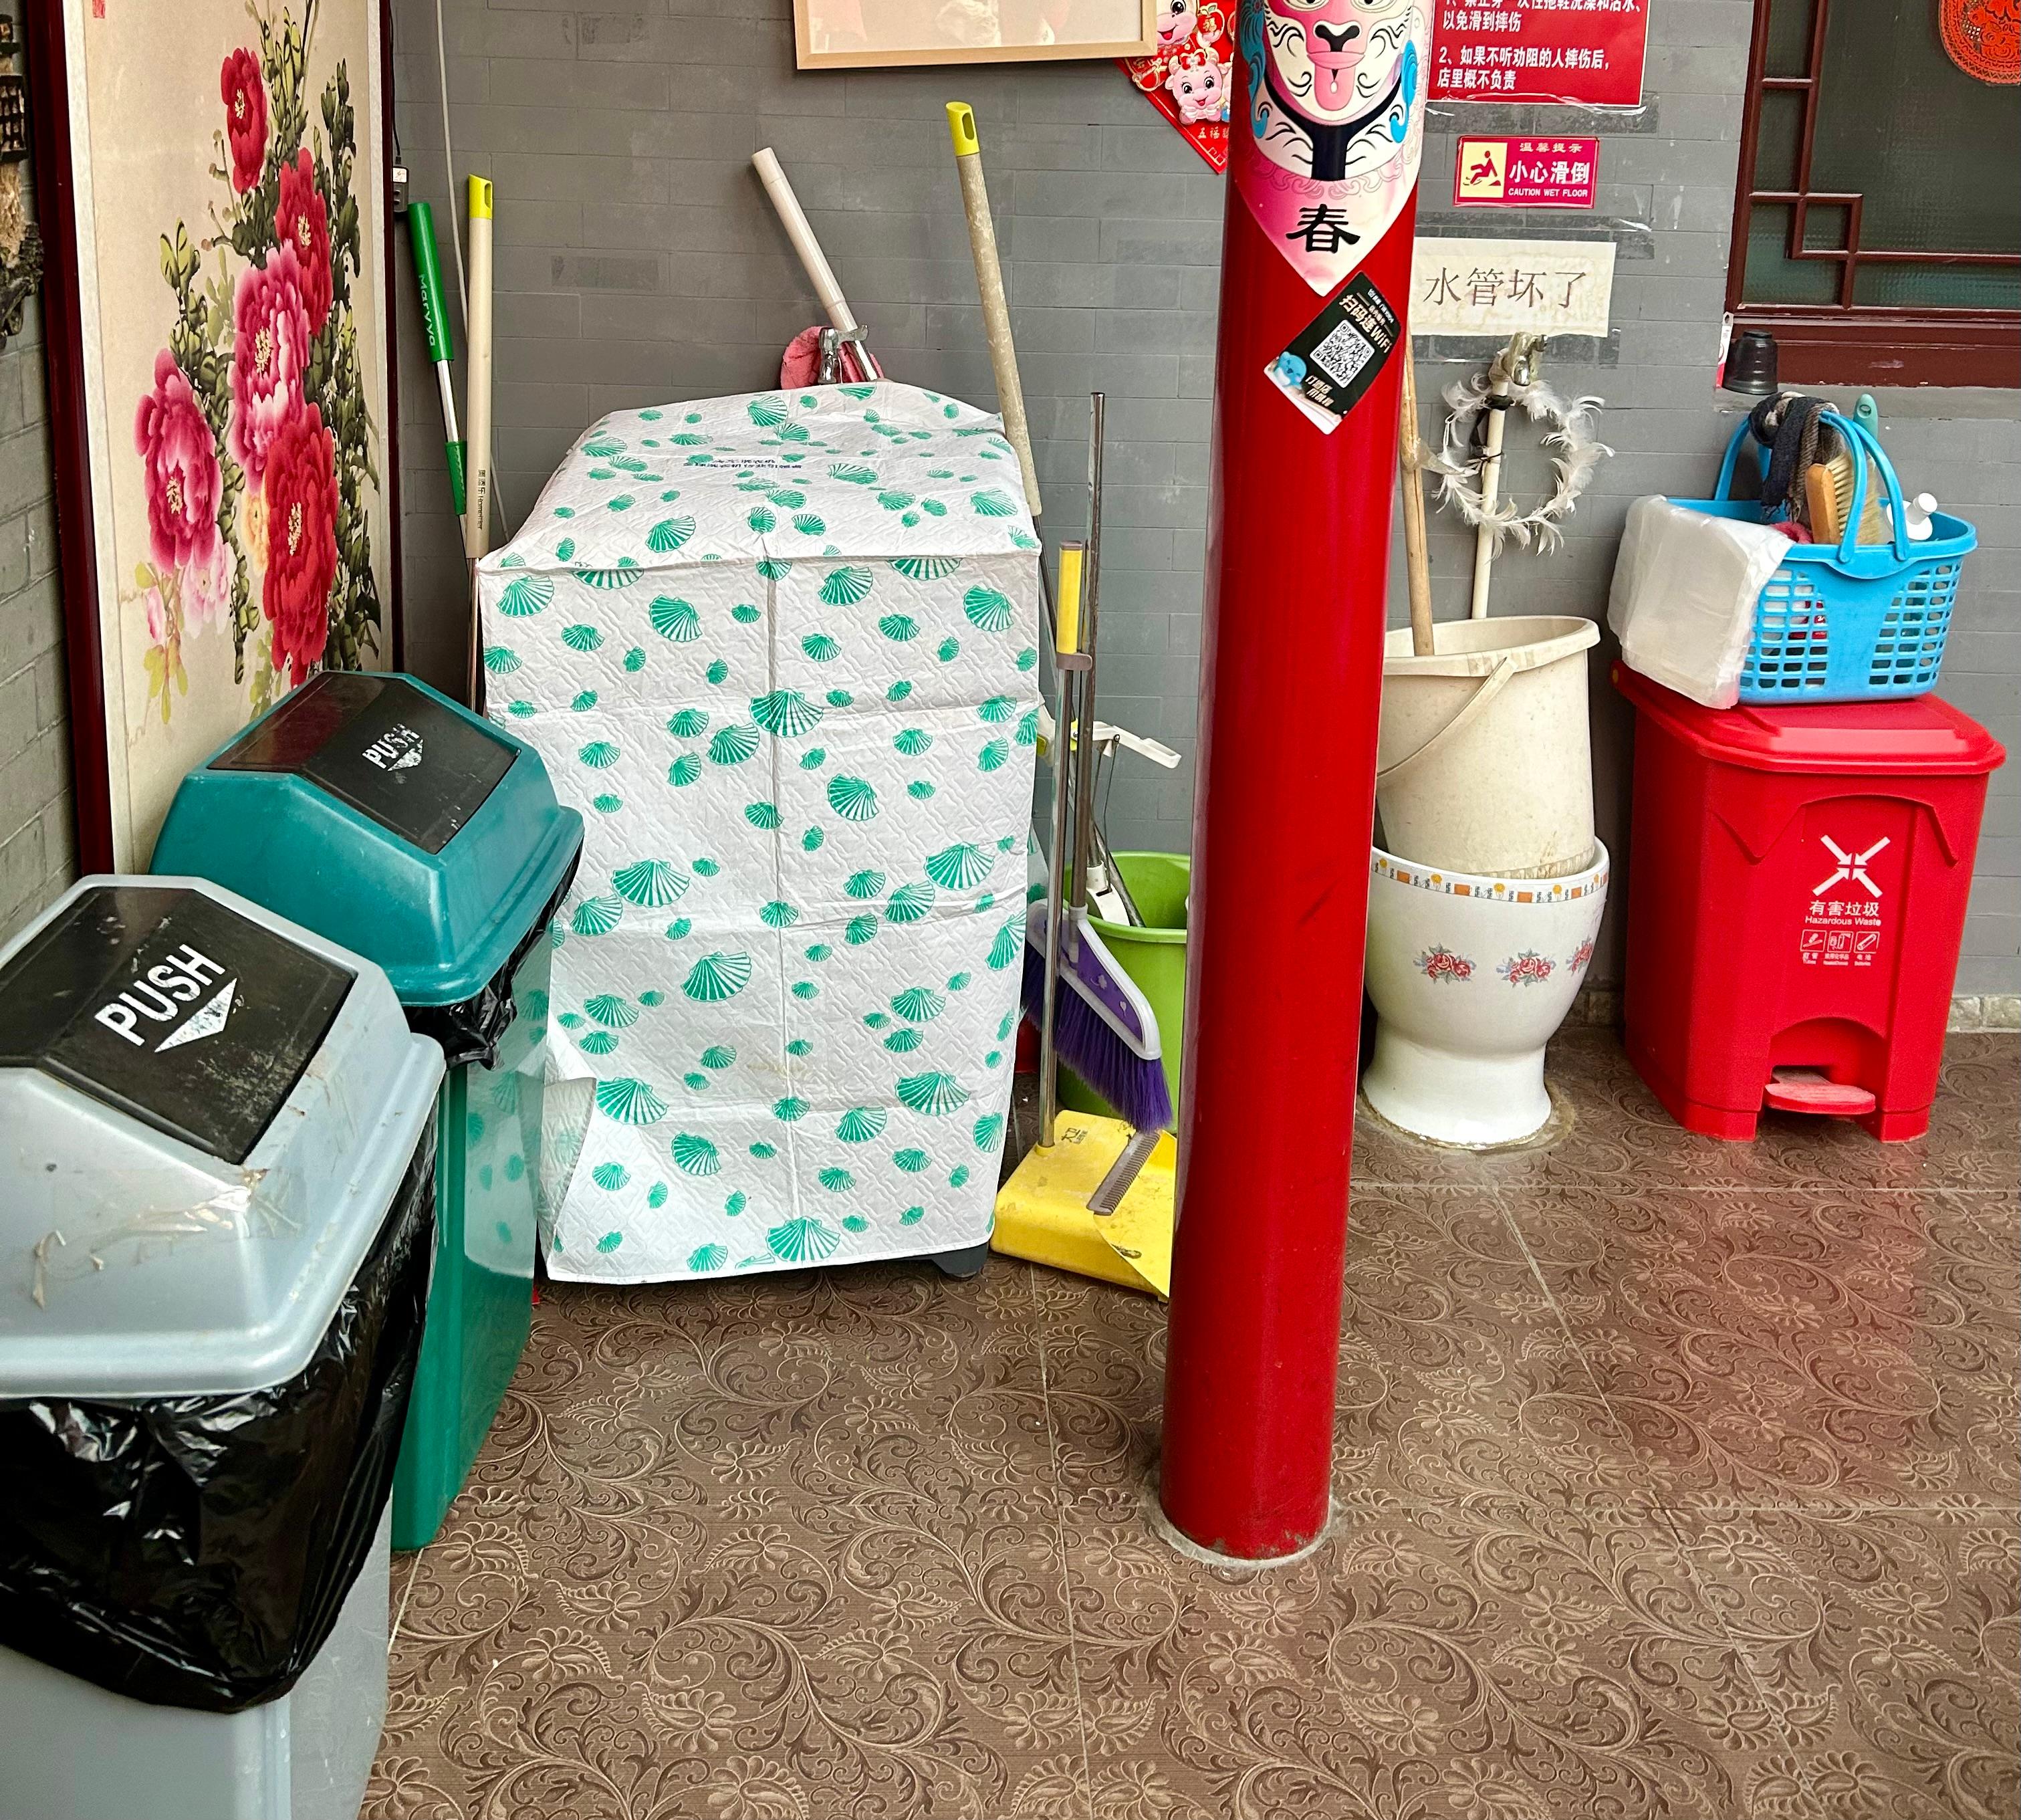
top-left (360, 1034), bottom-right (2013, 1818)
top-left (1035, 1187), bottom-right (1631, 1522)
top-left (1961, 1187), bottom-right (2021, 1252)
top-left (1058, 1498), bottom-right (1806, 1820)
top-left (370, 1504), bottom-right (1086, 1819)
top-left (1674, 1510), bottom-right (2021, 1820)
top-left (1497, 1187), bottom-right (2020, 1514)
top-left (1024, 1263), bottom-right (1166, 1522)
top-left (1352, 1032), bottom-right (2020, 1198)
top-left (449, 1260), bottom-right (1060, 1539)
top-left (368, 1264), bottom-right (1087, 1819)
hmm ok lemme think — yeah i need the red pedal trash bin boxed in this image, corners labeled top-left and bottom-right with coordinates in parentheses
top-left (1615, 664), bottom-right (2005, 1143)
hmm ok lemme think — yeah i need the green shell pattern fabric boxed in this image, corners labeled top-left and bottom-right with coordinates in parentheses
top-left (475, 381), bottom-right (1039, 1283)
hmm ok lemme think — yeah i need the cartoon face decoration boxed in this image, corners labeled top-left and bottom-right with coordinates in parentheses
top-left (1157, 0), bottom-right (1201, 49)
top-left (1252, 0), bottom-right (1419, 181)
top-left (1230, 0), bottom-right (1427, 290)
top-left (1166, 51), bottom-right (1231, 122)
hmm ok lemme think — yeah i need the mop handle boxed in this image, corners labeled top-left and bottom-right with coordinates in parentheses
top-left (1467, 396), bottom-right (1505, 620)
top-left (1398, 344), bottom-right (1435, 656)
top-left (753, 148), bottom-right (860, 337)
top-left (1068, 392), bottom-right (1104, 922)
top-left (1468, 334), bottom-right (1540, 620)
top-left (1038, 542), bottom-right (1088, 1150)
top-left (461, 175), bottom-right (495, 564)
top-left (947, 103), bottom-right (1042, 520)
top-left (406, 202), bottom-right (467, 517)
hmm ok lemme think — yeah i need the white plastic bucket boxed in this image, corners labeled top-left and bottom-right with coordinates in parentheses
top-left (1377, 616), bottom-right (1600, 879)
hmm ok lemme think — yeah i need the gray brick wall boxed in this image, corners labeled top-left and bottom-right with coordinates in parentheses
top-left (391, 0), bottom-right (2017, 994)
top-left (0, 4), bottom-right (74, 946)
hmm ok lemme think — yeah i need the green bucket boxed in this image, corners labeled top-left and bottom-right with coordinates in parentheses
top-left (1058, 850), bottom-right (1189, 1124)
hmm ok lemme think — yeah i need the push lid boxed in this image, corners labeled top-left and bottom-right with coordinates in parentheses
top-left (0, 884), bottom-right (351, 1165)
top-left (211, 671), bottom-right (515, 854)
top-left (0, 877), bottom-right (445, 1399)
top-left (1613, 664), bottom-right (2008, 776)
top-left (154, 673), bottom-right (582, 1009)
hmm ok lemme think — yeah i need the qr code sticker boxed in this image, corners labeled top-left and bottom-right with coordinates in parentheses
top-left (1310, 320), bottom-right (1375, 388)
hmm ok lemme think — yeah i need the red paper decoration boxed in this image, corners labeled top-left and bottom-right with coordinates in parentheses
top-left (1120, 0), bottom-right (1232, 174)
top-left (1940, 0), bottom-right (2018, 82)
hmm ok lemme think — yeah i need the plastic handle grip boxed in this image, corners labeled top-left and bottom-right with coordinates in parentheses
top-left (1819, 409), bottom-right (1911, 564)
top-left (947, 102), bottom-right (980, 156)
top-left (406, 203), bottom-right (455, 367)
top-left (1056, 546), bottom-right (1084, 657)
top-left (1713, 409), bottom-right (1914, 566)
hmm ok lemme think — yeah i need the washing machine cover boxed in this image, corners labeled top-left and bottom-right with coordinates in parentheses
top-left (475, 382), bottom-right (1042, 1281)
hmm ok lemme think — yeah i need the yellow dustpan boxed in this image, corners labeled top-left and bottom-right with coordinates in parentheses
top-left (989, 518), bottom-right (1174, 1298)
top-left (992, 1111), bottom-right (1174, 1297)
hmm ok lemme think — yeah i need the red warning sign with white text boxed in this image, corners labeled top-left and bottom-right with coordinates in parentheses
top-left (1432, 0), bottom-right (1649, 105)
top-left (1798, 833), bottom-right (1892, 970)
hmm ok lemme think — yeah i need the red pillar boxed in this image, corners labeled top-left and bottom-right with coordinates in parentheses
top-left (1160, 3), bottom-right (1424, 1560)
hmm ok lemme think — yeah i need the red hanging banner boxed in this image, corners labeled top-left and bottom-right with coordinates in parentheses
top-left (1430, 0), bottom-right (1649, 106)
top-left (1120, 0), bottom-right (1235, 173)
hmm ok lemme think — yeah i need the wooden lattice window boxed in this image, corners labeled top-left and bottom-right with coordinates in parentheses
top-left (1728, 0), bottom-right (2020, 388)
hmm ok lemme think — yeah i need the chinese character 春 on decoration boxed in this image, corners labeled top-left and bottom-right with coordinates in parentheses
top-left (1229, 0), bottom-right (1429, 294)
top-left (1120, 0), bottom-right (1233, 170)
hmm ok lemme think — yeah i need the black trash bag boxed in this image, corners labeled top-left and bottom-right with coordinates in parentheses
top-left (0, 1116), bottom-right (437, 1714)
top-left (402, 845), bottom-right (580, 1070)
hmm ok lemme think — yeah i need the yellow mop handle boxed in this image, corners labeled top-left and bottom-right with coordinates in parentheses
top-left (461, 175), bottom-right (495, 563)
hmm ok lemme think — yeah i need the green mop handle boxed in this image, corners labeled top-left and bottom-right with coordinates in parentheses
top-left (407, 202), bottom-right (467, 516)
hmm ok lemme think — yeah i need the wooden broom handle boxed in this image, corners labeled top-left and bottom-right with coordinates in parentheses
top-left (461, 175), bottom-right (495, 564)
top-left (1397, 346), bottom-right (1435, 657)
top-left (947, 104), bottom-right (1041, 519)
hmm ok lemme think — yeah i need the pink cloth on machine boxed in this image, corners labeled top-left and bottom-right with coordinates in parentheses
top-left (779, 326), bottom-right (876, 388)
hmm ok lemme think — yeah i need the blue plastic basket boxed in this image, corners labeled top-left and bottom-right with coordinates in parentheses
top-left (1673, 410), bottom-right (1976, 703)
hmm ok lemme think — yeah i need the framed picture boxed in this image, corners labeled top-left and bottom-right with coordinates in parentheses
top-left (27, 0), bottom-right (398, 872)
top-left (795, 0), bottom-right (1154, 68)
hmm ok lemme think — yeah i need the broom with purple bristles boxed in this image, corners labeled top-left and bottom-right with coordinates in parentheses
top-left (1022, 399), bottom-right (1174, 1142)
top-left (1022, 901), bottom-right (1174, 1133)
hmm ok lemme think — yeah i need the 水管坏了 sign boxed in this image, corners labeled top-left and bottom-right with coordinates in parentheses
top-left (1409, 236), bottom-right (1615, 336)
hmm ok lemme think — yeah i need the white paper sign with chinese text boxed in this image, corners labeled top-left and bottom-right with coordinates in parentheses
top-left (1409, 237), bottom-right (1616, 336)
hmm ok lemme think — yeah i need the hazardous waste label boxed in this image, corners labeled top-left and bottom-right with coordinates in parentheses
top-left (1799, 834), bottom-right (1889, 970)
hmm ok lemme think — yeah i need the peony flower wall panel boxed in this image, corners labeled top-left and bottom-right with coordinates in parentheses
top-left (41, 0), bottom-right (392, 868)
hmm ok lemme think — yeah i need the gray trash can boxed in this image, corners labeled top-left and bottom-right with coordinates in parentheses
top-left (0, 877), bottom-right (445, 1820)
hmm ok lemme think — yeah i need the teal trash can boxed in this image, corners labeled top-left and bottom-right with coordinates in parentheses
top-left (152, 672), bottom-right (582, 1548)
